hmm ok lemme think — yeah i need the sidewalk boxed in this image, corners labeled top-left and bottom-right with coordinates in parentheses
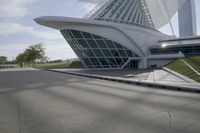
top-left (147, 69), bottom-right (200, 89)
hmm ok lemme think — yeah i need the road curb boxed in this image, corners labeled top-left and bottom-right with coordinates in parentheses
top-left (42, 69), bottom-right (200, 94)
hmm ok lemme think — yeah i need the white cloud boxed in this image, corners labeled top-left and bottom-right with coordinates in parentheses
top-left (82, 3), bottom-right (96, 12)
top-left (0, 0), bottom-right (38, 18)
top-left (0, 22), bottom-right (62, 40)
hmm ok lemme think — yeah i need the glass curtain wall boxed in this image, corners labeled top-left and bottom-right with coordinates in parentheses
top-left (61, 29), bottom-right (139, 68)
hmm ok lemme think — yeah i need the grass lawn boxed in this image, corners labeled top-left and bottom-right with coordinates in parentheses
top-left (184, 56), bottom-right (200, 73)
top-left (35, 61), bottom-right (84, 69)
top-left (165, 56), bottom-right (200, 82)
top-left (36, 61), bottom-right (71, 69)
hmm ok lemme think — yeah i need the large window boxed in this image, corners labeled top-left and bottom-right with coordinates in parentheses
top-left (61, 29), bottom-right (139, 68)
top-left (150, 45), bottom-right (200, 56)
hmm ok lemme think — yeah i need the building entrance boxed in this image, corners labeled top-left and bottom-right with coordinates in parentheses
top-left (123, 60), bottom-right (138, 69)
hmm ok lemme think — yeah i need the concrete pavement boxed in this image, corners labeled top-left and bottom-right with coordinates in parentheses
top-left (0, 69), bottom-right (200, 133)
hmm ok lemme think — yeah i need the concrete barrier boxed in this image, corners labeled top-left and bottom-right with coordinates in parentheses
top-left (42, 69), bottom-right (200, 94)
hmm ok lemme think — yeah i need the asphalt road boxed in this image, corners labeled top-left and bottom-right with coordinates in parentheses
top-left (0, 69), bottom-right (200, 133)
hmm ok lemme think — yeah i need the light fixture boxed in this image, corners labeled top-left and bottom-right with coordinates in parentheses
top-left (161, 43), bottom-right (167, 48)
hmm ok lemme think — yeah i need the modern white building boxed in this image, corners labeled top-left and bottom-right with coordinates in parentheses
top-left (35, 0), bottom-right (199, 69)
top-left (178, 0), bottom-right (197, 37)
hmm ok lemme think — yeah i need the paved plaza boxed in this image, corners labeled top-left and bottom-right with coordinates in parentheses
top-left (0, 69), bottom-right (200, 133)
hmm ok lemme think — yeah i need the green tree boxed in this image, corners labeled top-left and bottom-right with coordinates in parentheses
top-left (16, 53), bottom-right (26, 67)
top-left (0, 56), bottom-right (7, 64)
top-left (16, 43), bottom-right (47, 67)
top-left (69, 61), bottom-right (83, 68)
top-left (25, 44), bottom-right (45, 64)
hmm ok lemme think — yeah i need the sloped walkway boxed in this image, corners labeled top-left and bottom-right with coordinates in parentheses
top-left (147, 69), bottom-right (200, 89)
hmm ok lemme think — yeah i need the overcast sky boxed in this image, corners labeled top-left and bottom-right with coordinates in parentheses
top-left (0, 0), bottom-right (199, 61)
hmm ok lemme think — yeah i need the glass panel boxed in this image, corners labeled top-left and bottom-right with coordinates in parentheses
top-left (102, 49), bottom-right (112, 57)
top-left (90, 58), bottom-right (101, 66)
top-left (68, 30), bottom-right (76, 39)
top-left (122, 58), bottom-right (129, 63)
top-left (79, 49), bottom-right (87, 58)
top-left (194, 48), bottom-right (200, 53)
top-left (105, 40), bottom-right (115, 48)
top-left (107, 58), bottom-right (117, 65)
top-left (115, 58), bottom-right (123, 66)
top-left (81, 31), bottom-right (93, 39)
top-left (96, 40), bottom-right (107, 48)
top-left (82, 58), bottom-right (92, 66)
top-left (92, 34), bottom-right (103, 39)
top-left (118, 50), bottom-right (127, 57)
top-left (111, 50), bottom-right (120, 57)
top-left (182, 49), bottom-right (193, 54)
top-left (99, 58), bottom-right (109, 66)
top-left (87, 39), bottom-right (99, 48)
top-left (85, 49), bottom-right (95, 57)
top-left (70, 30), bottom-right (83, 38)
top-left (126, 50), bottom-right (133, 57)
top-left (114, 42), bottom-right (123, 49)
top-left (124, 47), bottom-right (129, 50)
top-left (93, 49), bottom-right (103, 57)
top-left (77, 39), bottom-right (89, 48)
top-left (72, 40), bottom-right (80, 49)
top-left (61, 30), bottom-right (72, 40)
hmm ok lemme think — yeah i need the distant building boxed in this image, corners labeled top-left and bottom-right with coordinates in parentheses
top-left (178, 0), bottom-right (197, 37)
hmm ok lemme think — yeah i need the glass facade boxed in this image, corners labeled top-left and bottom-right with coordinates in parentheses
top-left (150, 45), bottom-right (200, 56)
top-left (61, 29), bottom-right (139, 68)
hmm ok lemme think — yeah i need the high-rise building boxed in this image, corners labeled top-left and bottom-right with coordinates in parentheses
top-left (178, 0), bottom-right (197, 37)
